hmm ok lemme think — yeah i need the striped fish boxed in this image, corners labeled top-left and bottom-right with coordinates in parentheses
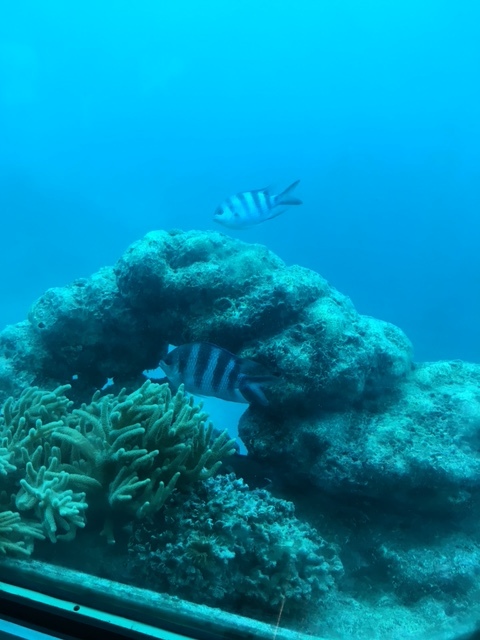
top-left (160, 342), bottom-right (276, 406)
top-left (213, 180), bottom-right (302, 229)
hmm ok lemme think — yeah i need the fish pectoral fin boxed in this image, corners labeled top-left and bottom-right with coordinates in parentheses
top-left (239, 371), bottom-right (280, 405)
top-left (266, 207), bottom-right (288, 221)
top-left (239, 378), bottom-right (270, 406)
top-left (254, 185), bottom-right (272, 195)
top-left (159, 360), bottom-right (172, 376)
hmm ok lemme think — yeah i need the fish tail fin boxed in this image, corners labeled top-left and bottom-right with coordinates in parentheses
top-left (275, 179), bottom-right (302, 206)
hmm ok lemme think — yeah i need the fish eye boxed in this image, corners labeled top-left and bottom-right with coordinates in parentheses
top-left (214, 208), bottom-right (224, 216)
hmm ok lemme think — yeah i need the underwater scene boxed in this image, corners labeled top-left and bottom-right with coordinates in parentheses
top-left (1, 2), bottom-right (480, 639)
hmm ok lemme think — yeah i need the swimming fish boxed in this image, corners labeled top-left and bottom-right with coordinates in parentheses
top-left (160, 342), bottom-right (276, 406)
top-left (213, 180), bottom-right (302, 229)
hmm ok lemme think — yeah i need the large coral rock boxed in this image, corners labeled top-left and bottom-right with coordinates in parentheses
top-left (26, 266), bottom-right (164, 389)
top-left (0, 229), bottom-right (413, 411)
top-left (239, 360), bottom-right (480, 515)
top-left (114, 230), bottom-right (413, 411)
top-left (0, 268), bottom-right (168, 402)
top-left (0, 322), bottom-right (44, 401)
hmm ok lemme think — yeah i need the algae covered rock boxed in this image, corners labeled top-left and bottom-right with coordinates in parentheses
top-left (375, 529), bottom-right (480, 607)
top-left (27, 266), bottom-right (165, 393)
top-left (113, 229), bottom-right (317, 344)
top-left (0, 321), bottom-right (45, 403)
top-left (239, 360), bottom-right (480, 515)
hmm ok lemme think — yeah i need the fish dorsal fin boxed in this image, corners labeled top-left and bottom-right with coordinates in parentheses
top-left (252, 185), bottom-right (271, 197)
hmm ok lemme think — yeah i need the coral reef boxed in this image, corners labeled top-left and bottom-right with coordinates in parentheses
top-left (57, 379), bottom-right (236, 541)
top-left (0, 228), bottom-right (479, 637)
top-left (127, 473), bottom-right (343, 620)
top-left (0, 380), bottom-right (235, 552)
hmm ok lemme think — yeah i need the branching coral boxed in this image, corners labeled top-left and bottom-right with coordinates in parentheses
top-left (128, 473), bottom-right (344, 619)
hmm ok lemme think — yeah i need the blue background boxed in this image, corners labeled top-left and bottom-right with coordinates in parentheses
top-left (1, 0), bottom-right (479, 363)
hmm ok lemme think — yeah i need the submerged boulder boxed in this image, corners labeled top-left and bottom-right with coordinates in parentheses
top-left (114, 230), bottom-right (413, 411)
top-left (27, 266), bottom-right (165, 392)
top-left (0, 267), bottom-right (168, 401)
top-left (239, 360), bottom-right (480, 515)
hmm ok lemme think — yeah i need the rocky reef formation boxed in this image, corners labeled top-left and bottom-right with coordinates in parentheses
top-left (0, 229), bottom-right (413, 412)
top-left (240, 360), bottom-right (480, 516)
top-left (1, 228), bottom-right (480, 636)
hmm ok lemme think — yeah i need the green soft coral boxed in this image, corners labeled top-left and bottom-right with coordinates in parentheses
top-left (54, 380), bottom-right (236, 522)
top-left (0, 385), bottom-right (84, 552)
top-left (16, 456), bottom-right (87, 543)
top-left (0, 510), bottom-right (45, 557)
top-left (0, 380), bottom-right (235, 553)
top-left (0, 384), bottom-right (71, 478)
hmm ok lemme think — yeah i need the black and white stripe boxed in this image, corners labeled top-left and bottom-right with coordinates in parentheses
top-left (238, 191), bottom-right (255, 220)
top-left (258, 190), bottom-right (272, 214)
top-left (192, 343), bottom-right (208, 389)
top-left (198, 343), bottom-right (221, 393)
top-left (251, 190), bottom-right (262, 212)
top-left (161, 342), bottom-right (274, 405)
top-left (211, 347), bottom-right (233, 393)
top-left (186, 342), bottom-right (201, 389)
top-left (226, 189), bottom-right (272, 223)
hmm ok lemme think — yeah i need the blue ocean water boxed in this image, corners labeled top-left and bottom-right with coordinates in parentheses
top-left (1, 1), bottom-right (479, 363)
